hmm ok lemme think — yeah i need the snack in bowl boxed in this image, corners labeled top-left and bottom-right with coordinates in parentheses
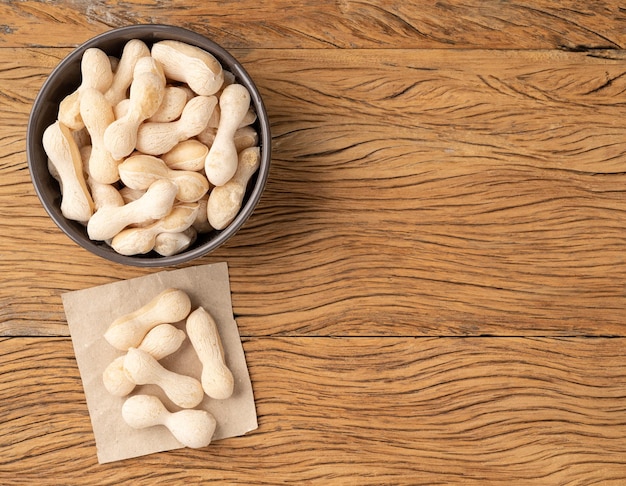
top-left (27, 25), bottom-right (271, 267)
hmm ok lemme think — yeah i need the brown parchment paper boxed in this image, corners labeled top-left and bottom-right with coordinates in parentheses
top-left (61, 262), bottom-right (258, 464)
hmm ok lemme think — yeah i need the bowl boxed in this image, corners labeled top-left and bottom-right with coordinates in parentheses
top-left (27, 24), bottom-right (271, 267)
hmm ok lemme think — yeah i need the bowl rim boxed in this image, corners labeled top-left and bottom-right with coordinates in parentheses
top-left (27, 24), bottom-right (271, 267)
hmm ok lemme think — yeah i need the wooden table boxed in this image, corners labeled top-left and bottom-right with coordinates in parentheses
top-left (2, 2), bottom-right (626, 484)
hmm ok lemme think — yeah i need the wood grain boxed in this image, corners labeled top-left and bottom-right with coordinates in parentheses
top-left (3, 2), bottom-right (625, 484)
top-left (1, 336), bottom-right (625, 484)
top-left (3, 47), bottom-right (626, 337)
top-left (0, 0), bottom-right (624, 50)
top-left (236, 48), bottom-right (626, 337)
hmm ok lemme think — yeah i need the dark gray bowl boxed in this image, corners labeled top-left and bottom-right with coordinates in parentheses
top-left (27, 24), bottom-right (270, 267)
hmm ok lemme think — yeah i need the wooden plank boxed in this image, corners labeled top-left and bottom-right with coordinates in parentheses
top-left (234, 48), bottom-right (626, 337)
top-left (3, 48), bottom-right (626, 337)
top-left (0, 336), bottom-right (624, 484)
top-left (3, 47), bottom-right (626, 337)
top-left (0, 0), bottom-right (624, 50)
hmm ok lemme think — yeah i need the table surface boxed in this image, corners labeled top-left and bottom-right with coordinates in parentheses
top-left (2, 1), bottom-right (626, 484)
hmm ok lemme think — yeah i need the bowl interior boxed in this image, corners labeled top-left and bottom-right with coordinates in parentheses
top-left (27, 24), bottom-right (270, 267)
